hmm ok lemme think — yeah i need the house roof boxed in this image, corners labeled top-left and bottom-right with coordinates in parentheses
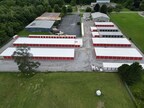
top-left (25, 20), bottom-right (55, 29)
top-left (36, 12), bottom-right (61, 21)
top-left (91, 12), bottom-right (110, 19)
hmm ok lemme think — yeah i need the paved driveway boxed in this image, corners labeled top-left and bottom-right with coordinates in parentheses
top-left (58, 14), bottom-right (81, 36)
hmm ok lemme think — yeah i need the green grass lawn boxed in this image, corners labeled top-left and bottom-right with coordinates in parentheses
top-left (18, 29), bottom-right (53, 37)
top-left (110, 13), bottom-right (144, 52)
top-left (0, 73), bottom-right (135, 108)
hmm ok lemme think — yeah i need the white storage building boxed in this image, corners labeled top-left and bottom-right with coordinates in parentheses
top-left (25, 20), bottom-right (55, 32)
top-left (94, 22), bottom-right (114, 27)
top-left (91, 12), bottom-right (110, 22)
top-left (103, 62), bottom-right (144, 71)
top-left (13, 37), bottom-right (83, 47)
top-left (92, 31), bottom-right (123, 38)
top-left (91, 26), bottom-right (119, 32)
top-left (92, 38), bottom-right (131, 47)
top-left (94, 47), bottom-right (143, 60)
top-left (29, 35), bottom-right (76, 38)
top-left (0, 47), bottom-right (75, 60)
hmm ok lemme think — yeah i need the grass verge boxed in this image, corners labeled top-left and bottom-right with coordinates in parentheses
top-left (110, 13), bottom-right (144, 53)
top-left (0, 72), bottom-right (135, 108)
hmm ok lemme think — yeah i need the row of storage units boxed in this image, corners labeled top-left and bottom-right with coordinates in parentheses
top-left (92, 32), bottom-right (123, 38)
top-left (92, 38), bottom-right (131, 47)
top-left (13, 37), bottom-right (83, 48)
top-left (0, 47), bottom-right (75, 60)
top-left (29, 35), bottom-right (76, 38)
top-left (91, 22), bottom-right (143, 61)
top-left (103, 62), bottom-right (144, 71)
top-left (94, 22), bottom-right (115, 27)
top-left (91, 26), bottom-right (119, 32)
top-left (0, 34), bottom-right (84, 60)
top-left (94, 47), bottom-right (143, 60)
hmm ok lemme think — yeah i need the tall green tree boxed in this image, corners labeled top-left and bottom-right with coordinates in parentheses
top-left (114, 4), bottom-right (123, 12)
top-left (12, 46), bottom-right (40, 75)
top-left (118, 62), bottom-right (143, 85)
top-left (67, 5), bottom-right (73, 12)
top-left (94, 4), bottom-right (100, 12)
top-left (54, 4), bottom-right (61, 12)
top-left (47, 5), bottom-right (52, 12)
top-left (140, 0), bottom-right (144, 10)
top-left (107, 6), bottom-right (113, 13)
top-left (85, 7), bottom-right (92, 12)
top-left (71, 0), bottom-right (76, 6)
top-left (61, 5), bottom-right (67, 14)
top-left (100, 4), bottom-right (108, 14)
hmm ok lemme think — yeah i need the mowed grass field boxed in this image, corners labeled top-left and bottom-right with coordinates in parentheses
top-left (110, 13), bottom-right (144, 52)
top-left (0, 73), bottom-right (135, 108)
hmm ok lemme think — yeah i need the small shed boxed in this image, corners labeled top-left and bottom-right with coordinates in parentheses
top-left (91, 12), bottom-right (110, 22)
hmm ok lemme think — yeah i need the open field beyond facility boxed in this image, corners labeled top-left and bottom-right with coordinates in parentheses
top-left (110, 13), bottom-right (144, 53)
top-left (0, 73), bottom-right (135, 108)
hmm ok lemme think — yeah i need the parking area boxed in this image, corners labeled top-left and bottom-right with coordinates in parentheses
top-left (58, 14), bottom-right (81, 37)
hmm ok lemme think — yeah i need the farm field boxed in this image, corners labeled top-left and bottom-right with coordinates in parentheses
top-left (0, 72), bottom-right (135, 108)
top-left (110, 13), bottom-right (144, 52)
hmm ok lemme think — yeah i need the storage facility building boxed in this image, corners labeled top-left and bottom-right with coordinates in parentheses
top-left (103, 62), bottom-right (144, 71)
top-left (91, 12), bottom-right (110, 22)
top-left (92, 38), bottom-right (131, 47)
top-left (36, 12), bottom-right (61, 21)
top-left (94, 47), bottom-right (143, 60)
top-left (0, 47), bottom-right (75, 60)
top-left (25, 20), bottom-right (55, 32)
top-left (13, 37), bottom-right (83, 47)
top-left (91, 26), bottom-right (119, 32)
top-left (91, 32), bottom-right (100, 37)
top-left (94, 22), bottom-right (114, 27)
top-left (29, 35), bottom-right (76, 38)
top-left (92, 31), bottom-right (123, 38)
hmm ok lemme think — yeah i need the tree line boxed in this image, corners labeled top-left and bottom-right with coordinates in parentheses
top-left (0, 0), bottom-right (144, 47)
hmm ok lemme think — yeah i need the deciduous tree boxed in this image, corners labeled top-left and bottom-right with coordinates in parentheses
top-left (118, 62), bottom-right (143, 85)
top-left (12, 45), bottom-right (40, 76)
top-left (94, 4), bottom-right (100, 12)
